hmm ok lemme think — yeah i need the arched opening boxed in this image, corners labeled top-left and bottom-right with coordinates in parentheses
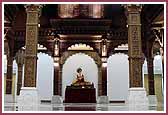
top-left (107, 53), bottom-right (129, 102)
top-left (37, 52), bottom-right (54, 101)
top-left (62, 53), bottom-right (98, 100)
top-left (143, 54), bottom-right (163, 109)
top-left (153, 55), bottom-right (163, 108)
top-left (3, 55), bottom-right (17, 101)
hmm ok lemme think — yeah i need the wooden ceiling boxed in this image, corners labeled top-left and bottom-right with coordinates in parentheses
top-left (4, 4), bottom-right (164, 56)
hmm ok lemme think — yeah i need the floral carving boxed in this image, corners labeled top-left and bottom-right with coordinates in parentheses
top-left (23, 5), bottom-right (41, 87)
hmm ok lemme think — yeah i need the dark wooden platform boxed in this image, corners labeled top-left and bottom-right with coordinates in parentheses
top-left (64, 86), bottom-right (96, 103)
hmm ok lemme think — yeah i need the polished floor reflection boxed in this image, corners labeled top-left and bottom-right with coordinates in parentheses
top-left (4, 102), bottom-right (164, 112)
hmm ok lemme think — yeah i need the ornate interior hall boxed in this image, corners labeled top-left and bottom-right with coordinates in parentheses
top-left (3, 3), bottom-right (165, 112)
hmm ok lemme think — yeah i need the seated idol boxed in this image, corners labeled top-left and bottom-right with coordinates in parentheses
top-left (76, 68), bottom-right (84, 83)
top-left (72, 68), bottom-right (92, 86)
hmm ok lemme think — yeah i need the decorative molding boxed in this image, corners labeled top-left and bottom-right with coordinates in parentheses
top-left (60, 51), bottom-right (102, 67)
top-left (68, 43), bottom-right (94, 51)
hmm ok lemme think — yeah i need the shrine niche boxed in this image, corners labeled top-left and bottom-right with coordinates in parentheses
top-left (60, 50), bottom-right (103, 96)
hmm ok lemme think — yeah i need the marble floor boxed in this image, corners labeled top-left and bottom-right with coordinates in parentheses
top-left (4, 102), bottom-right (164, 112)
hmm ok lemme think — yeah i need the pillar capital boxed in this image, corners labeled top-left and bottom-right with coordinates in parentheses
top-left (101, 38), bottom-right (107, 57)
top-left (124, 4), bottom-right (142, 13)
top-left (24, 4), bottom-right (43, 26)
top-left (124, 4), bottom-right (142, 27)
top-left (54, 39), bottom-right (60, 57)
top-left (24, 4), bottom-right (43, 13)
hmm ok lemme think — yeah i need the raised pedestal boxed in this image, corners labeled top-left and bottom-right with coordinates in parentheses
top-left (4, 94), bottom-right (15, 111)
top-left (97, 96), bottom-right (109, 104)
top-left (65, 85), bottom-right (96, 103)
top-left (51, 95), bottom-right (63, 104)
top-left (4, 94), bottom-right (14, 103)
top-left (127, 87), bottom-right (148, 111)
top-left (18, 87), bottom-right (39, 111)
top-left (148, 95), bottom-right (157, 110)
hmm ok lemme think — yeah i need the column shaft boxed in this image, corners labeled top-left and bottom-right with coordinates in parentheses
top-left (53, 58), bottom-right (62, 96)
top-left (6, 55), bottom-right (13, 94)
top-left (147, 58), bottom-right (155, 95)
top-left (17, 64), bottom-right (23, 95)
top-left (24, 5), bottom-right (41, 87)
top-left (101, 66), bottom-right (107, 95)
top-left (126, 5), bottom-right (143, 87)
top-left (53, 65), bottom-right (60, 95)
top-left (98, 66), bottom-right (102, 96)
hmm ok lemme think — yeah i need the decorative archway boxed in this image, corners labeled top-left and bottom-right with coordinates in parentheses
top-left (60, 51), bottom-right (101, 66)
top-left (107, 53), bottom-right (129, 102)
top-left (62, 53), bottom-right (98, 99)
top-left (60, 50), bottom-right (103, 96)
top-left (37, 52), bottom-right (54, 101)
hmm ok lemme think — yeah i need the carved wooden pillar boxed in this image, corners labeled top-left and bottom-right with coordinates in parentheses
top-left (53, 57), bottom-right (62, 96)
top-left (23, 5), bottom-right (42, 87)
top-left (58, 64), bottom-right (62, 96)
top-left (16, 50), bottom-right (24, 95)
top-left (101, 63), bottom-right (107, 95)
top-left (145, 40), bottom-right (155, 95)
top-left (98, 65), bottom-right (102, 96)
top-left (53, 60), bottom-right (59, 95)
top-left (147, 57), bottom-right (155, 95)
top-left (160, 29), bottom-right (164, 86)
top-left (125, 5), bottom-right (143, 87)
top-left (100, 36), bottom-right (108, 95)
top-left (124, 5), bottom-right (149, 110)
top-left (53, 38), bottom-right (62, 95)
top-left (6, 36), bottom-right (14, 94)
top-left (6, 53), bottom-right (13, 94)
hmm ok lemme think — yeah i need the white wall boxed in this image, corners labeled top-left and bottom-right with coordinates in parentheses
top-left (3, 53), bottom-right (163, 101)
top-left (62, 53), bottom-right (98, 100)
top-left (107, 53), bottom-right (129, 101)
top-left (37, 53), bottom-right (54, 101)
top-left (154, 55), bottom-right (163, 74)
top-left (143, 55), bottom-right (163, 94)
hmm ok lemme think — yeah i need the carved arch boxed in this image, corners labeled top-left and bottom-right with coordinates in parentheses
top-left (60, 50), bottom-right (102, 67)
top-left (60, 50), bottom-right (103, 96)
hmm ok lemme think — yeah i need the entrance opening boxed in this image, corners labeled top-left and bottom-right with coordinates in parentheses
top-left (37, 53), bottom-right (54, 101)
top-left (107, 53), bottom-right (129, 102)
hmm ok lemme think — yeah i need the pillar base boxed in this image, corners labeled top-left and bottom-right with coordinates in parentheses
top-left (97, 96), bottom-right (109, 104)
top-left (4, 94), bottom-right (14, 103)
top-left (127, 87), bottom-right (148, 111)
top-left (148, 95), bottom-right (157, 110)
top-left (51, 95), bottom-right (63, 104)
top-left (18, 87), bottom-right (39, 111)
